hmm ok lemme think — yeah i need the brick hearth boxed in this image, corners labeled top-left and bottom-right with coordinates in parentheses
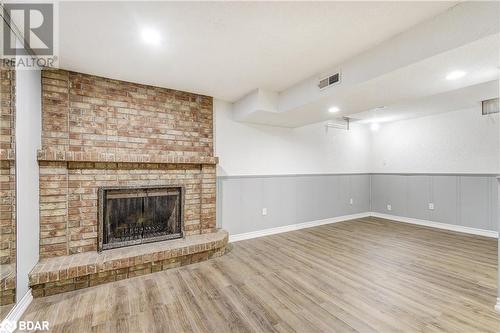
top-left (31, 69), bottom-right (226, 295)
top-left (29, 229), bottom-right (227, 297)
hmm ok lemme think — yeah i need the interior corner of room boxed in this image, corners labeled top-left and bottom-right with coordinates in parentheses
top-left (1, 0), bottom-right (500, 331)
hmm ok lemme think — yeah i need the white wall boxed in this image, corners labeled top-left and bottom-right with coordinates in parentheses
top-left (215, 99), bottom-right (371, 176)
top-left (216, 101), bottom-right (500, 176)
top-left (15, 69), bottom-right (42, 300)
top-left (370, 107), bottom-right (500, 174)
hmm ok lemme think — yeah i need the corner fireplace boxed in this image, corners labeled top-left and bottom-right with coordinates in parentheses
top-left (98, 186), bottom-right (184, 251)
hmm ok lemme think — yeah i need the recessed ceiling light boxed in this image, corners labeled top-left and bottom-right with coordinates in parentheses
top-left (446, 70), bottom-right (466, 80)
top-left (328, 106), bottom-right (340, 113)
top-left (141, 28), bottom-right (161, 45)
top-left (370, 123), bottom-right (380, 131)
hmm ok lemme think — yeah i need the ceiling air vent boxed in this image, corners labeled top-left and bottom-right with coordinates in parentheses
top-left (318, 72), bottom-right (341, 90)
top-left (326, 117), bottom-right (350, 131)
top-left (482, 98), bottom-right (499, 115)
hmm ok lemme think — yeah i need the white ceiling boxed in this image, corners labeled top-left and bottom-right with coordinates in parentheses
top-left (231, 2), bottom-right (500, 127)
top-left (58, 1), bottom-right (457, 102)
top-left (283, 34), bottom-right (500, 127)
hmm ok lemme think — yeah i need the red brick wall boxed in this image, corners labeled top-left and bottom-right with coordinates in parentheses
top-left (39, 70), bottom-right (217, 258)
top-left (0, 65), bottom-right (15, 151)
top-left (0, 64), bottom-right (16, 305)
top-left (0, 64), bottom-right (16, 266)
top-left (42, 70), bottom-right (213, 157)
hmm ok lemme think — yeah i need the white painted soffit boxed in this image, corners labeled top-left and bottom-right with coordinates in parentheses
top-left (232, 1), bottom-right (500, 128)
top-left (349, 80), bottom-right (500, 124)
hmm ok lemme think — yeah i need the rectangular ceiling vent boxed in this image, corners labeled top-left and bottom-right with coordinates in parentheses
top-left (326, 117), bottom-right (350, 131)
top-left (482, 98), bottom-right (499, 115)
top-left (318, 72), bottom-right (341, 90)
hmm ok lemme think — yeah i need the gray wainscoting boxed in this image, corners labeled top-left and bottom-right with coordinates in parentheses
top-left (217, 173), bottom-right (499, 235)
top-left (217, 174), bottom-right (371, 235)
top-left (371, 174), bottom-right (499, 232)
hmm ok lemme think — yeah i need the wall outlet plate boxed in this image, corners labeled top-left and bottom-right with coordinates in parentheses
top-left (428, 203), bottom-right (435, 210)
top-left (262, 208), bottom-right (267, 216)
top-left (349, 198), bottom-right (354, 205)
top-left (387, 204), bottom-right (392, 211)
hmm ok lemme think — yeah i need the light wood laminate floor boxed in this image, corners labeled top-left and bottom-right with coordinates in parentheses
top-left (21, 217), bottom-right (500, 332)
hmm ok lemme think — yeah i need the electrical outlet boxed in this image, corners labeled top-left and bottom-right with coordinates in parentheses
top-left (428, 203), bottom-right (435, 210)
top-left (262, 208), bottom-right (267, 216)
top-left (387, 204), bottom-right (392, 211)
top-left (349, 198), bottom-right (354, 205)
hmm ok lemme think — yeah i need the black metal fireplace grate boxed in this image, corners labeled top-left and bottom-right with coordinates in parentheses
top-left (98, 186), bottom-right (184, 251)
top-left (110, 223), bottom-right (169, 242)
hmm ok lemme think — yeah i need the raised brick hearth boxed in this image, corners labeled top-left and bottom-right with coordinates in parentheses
top-left (30, 69), bottom-right (226, 295)
top-left (29, 229), bottom-right (227, 297)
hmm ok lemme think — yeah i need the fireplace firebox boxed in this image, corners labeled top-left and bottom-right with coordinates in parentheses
top-left (98, 186), bottom-right (184, 251)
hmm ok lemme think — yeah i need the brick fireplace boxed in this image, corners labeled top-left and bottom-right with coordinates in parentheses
top-left (29, 70), bottom-right (227, 297)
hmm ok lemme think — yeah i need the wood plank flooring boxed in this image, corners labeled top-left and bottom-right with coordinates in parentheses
top-left (21, 217), bottom-right (500, 332)
top-left (0, 303), bottom-right (14, 320)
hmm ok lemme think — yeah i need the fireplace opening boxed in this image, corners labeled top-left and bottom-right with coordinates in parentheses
top-left (98, 186), bottom-right (183, 251)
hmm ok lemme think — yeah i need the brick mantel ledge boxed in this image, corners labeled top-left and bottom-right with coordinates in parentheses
top-left (37, 149), bottom-right (219, 165)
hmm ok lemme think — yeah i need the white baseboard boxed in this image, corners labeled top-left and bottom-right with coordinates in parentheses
top-left (229, 211), bottom-right (498, 242)
top-left (495, 298), bottom-right (500, 313)
top-left (0, 289), bottom-right (33, 333)
top-left (229, 212), bottom-right (371, 242)
top-left (369, 212), bottom-right (498, 238)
